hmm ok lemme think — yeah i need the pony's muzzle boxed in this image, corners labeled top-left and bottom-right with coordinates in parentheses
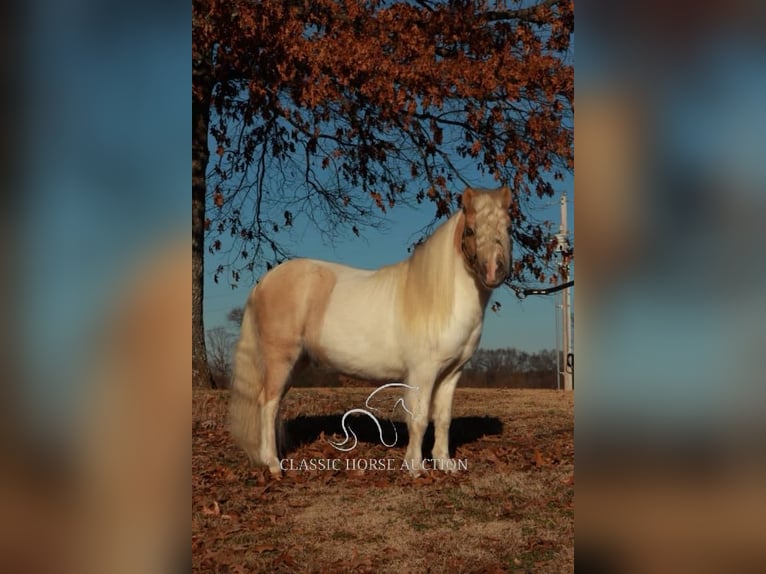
top-left (482, 255), bottom-right (507, 288)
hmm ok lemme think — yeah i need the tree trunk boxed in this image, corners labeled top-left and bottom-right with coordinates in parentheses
top-left (192, 48), bottom-right (215, 389)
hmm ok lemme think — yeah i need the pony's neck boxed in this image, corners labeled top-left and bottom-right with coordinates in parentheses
top-left (397, 212), bottom-right (467, 338)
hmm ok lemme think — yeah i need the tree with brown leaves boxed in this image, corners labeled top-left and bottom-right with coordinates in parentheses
top-left (193, 0), bottom-right (573, 387)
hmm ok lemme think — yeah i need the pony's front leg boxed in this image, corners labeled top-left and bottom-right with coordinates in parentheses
top-left (430, 369), bottom-right (462, 472)
top-left (403, 370), bottom-right (436, 476)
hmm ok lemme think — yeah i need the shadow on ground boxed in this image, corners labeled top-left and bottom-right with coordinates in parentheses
top-left (281, 414), bottom-right (503, 458)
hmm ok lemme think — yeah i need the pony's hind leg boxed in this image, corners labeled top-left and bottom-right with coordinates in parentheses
top-left (258, 351), bottom-right (299, 475)
top-left (235, 258), bottom-right (335, 474)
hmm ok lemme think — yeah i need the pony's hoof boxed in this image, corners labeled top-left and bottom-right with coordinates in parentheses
top-left (432, 458), bottom-right (459, 473)
top-left (262, 456), bottom-right (282, 477)
top-left (402, 456), bottom-right (424, 477)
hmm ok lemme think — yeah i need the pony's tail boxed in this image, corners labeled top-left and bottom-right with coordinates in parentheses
top-left (228, 297), bottom-right (264, 465)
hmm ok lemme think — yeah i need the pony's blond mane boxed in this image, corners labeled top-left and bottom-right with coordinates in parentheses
top-left (394, 212), bottom-right (462, 339)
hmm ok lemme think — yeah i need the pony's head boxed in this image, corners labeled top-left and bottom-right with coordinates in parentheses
top-left (460, 187), bottom-right (512, 289)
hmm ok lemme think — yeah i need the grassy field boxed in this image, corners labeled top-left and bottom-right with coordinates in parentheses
top-left (192, 388), bottom-right (573, 573)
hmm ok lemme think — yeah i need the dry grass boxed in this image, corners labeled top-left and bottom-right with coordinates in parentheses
top-left (193, 388), bottom-right (573, 573)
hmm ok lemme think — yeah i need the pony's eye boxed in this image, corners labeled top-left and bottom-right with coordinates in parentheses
top-left (465, 227), bottom-right (475, 237)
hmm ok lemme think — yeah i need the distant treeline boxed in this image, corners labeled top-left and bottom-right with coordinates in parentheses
top-left (462, 348), bottom-right (559, 389)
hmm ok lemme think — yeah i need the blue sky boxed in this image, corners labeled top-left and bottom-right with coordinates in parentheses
top-left (204, 178), bottom-right (573, 352)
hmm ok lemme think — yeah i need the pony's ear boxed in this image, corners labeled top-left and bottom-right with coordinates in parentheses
top-left (461, 188), bottom-right (476, 212)
top-left (499, 186), bottom-right (511, 209)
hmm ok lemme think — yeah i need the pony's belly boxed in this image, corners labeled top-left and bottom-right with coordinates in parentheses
top-left (313, 300), bottom-right (406, 380)
top-left (308, 266), bottom-right (407, 380)
top-left (314, 327), bottom-right (406, 381)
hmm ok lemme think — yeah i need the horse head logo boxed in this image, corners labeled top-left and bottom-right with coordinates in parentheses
top-left (328, 383), bottom-right (419, 452)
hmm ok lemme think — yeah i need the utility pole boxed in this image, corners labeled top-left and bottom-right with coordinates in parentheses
top-left (556, 194), bottom-right (574, 391)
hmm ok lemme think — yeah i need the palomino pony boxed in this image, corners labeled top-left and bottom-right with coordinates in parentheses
top-left (229, 187), bottom-right (512, 475)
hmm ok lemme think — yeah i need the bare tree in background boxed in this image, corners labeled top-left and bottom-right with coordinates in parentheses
top-left (226, 307), bottom-right (244, 328)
